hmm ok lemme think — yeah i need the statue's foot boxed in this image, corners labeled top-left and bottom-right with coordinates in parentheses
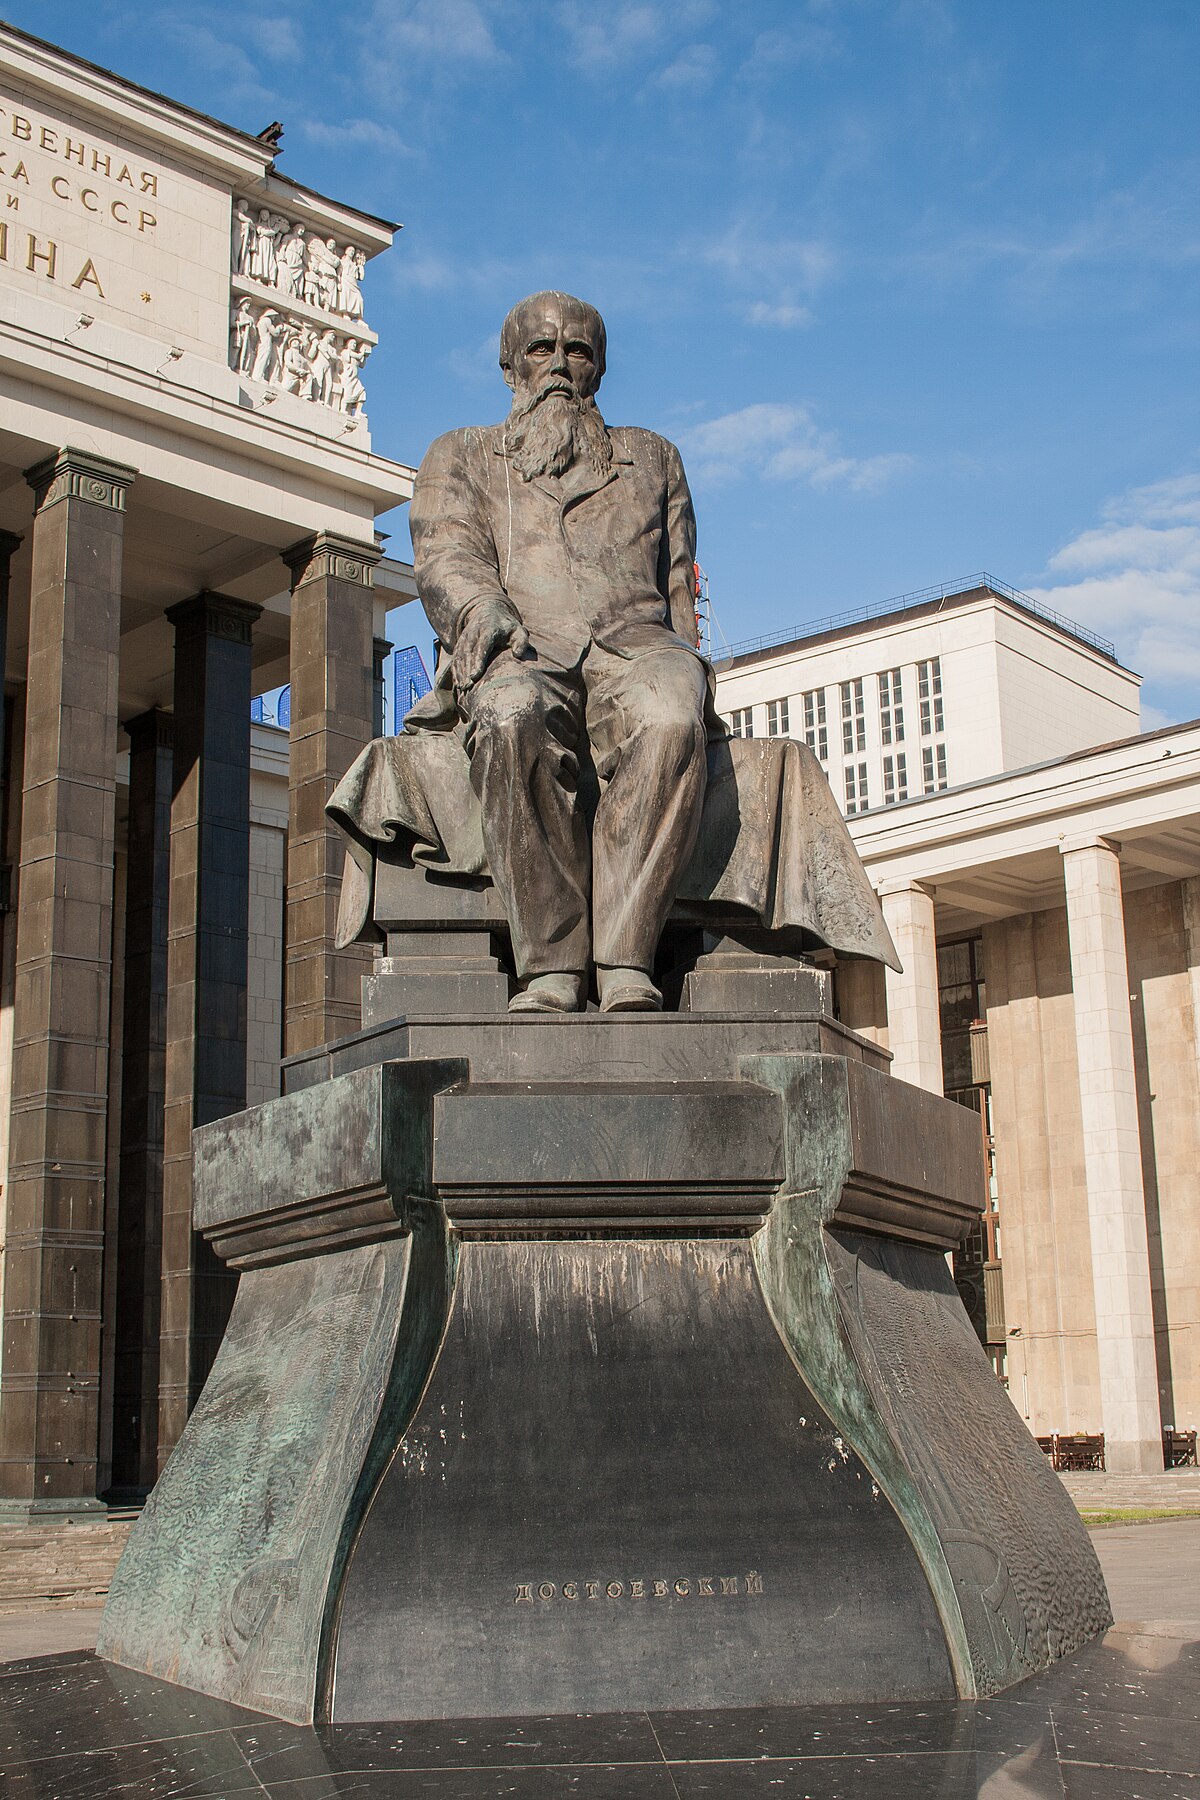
top-left (509, 973), bottom-right (586, 1014)
top-left (597, 966), bottom-right (662, 1013)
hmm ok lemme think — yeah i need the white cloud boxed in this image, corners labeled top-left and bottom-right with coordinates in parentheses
top-left (300, 117), bottom-right (411, 156)
top-left (558, 1), bottom-right (717, 77)
top-left (558, 1), bottom-right (663, 73)
top-left (656, 43), bottom-right (718, 90)
top-left (679, 401), bottom-right (910, 493)
top-left (367, 0), bottom-right (505, 71)
top-left (1025, 474), bottom-right (1200, 711)
top-left (702, 222), bottom-right (837, 291)
top-left (240, 15), bottom-right (304, 62)
top-left (746, 300), bottom-right (813, 329)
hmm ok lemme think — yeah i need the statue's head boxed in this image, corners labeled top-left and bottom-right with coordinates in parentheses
top-left (499, 292), bottom-right (606, 403)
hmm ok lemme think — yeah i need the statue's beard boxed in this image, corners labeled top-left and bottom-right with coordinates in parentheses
top-left (504, 382), bottom-right (613, 482)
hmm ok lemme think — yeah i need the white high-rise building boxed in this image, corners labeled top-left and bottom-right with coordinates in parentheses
top-left (711, 576), bottom-right (1141, 816)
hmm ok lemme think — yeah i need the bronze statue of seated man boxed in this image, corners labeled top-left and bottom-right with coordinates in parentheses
top-left (330, 291), bottom-right (898, 1008)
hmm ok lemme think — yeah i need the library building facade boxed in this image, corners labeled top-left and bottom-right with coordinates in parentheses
top-left (0, 27), bottom-right (1196, 1521)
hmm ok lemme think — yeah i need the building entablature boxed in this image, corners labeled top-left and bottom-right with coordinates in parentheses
top-left (849, 721), bottom-right (1200, 934)
top-left (0, 23), bottom-right (401, 469)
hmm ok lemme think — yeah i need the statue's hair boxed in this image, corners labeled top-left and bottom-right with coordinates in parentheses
top-left (499, 292), bottom-right (607, 384)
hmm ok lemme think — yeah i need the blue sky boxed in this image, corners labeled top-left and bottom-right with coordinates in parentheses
top-left (25, 1), bottom-right (1200, 726)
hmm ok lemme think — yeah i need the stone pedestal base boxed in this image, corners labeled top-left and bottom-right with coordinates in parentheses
top-left (97, 1018), bottom-right (1110, 1724)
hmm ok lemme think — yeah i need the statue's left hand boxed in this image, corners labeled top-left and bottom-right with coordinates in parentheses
top-left (452, 597), bottom-right (531, 694)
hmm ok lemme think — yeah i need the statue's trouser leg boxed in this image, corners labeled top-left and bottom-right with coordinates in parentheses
top-left (463, 654), bottom-right (591, 978)
top-left (585, 645), bottom-right (709, 971)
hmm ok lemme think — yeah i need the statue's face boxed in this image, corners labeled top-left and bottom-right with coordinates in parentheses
top-left (504, 299), bottom-right (601, 402)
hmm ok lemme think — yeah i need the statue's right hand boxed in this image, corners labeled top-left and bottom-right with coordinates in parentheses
top-left (452, 598), bottom-right (531, 693)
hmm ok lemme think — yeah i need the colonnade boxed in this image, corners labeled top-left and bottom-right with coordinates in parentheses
top-left (0, 447), bottom-right (381, 1511)
top-left (880, 854), bottom-right (1165, 1473)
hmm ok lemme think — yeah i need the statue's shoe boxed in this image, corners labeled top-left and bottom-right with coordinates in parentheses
top-left (509, 973), bottom-right (586, 1013)
top-left (597, 967), bottom-right (663, 1013)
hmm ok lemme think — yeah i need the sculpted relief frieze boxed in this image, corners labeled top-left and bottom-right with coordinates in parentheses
top-left (229, 198), bottom-right (374, 416)
top-left (230, 297), bottom-right (370, 417)
top-left (232, 201), bottom-right (366, 321)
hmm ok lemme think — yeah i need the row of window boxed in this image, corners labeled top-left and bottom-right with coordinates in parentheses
top-left (843, 744), bottom-right (949, 814)
top-left (727, 659), bottom-right (945, 751)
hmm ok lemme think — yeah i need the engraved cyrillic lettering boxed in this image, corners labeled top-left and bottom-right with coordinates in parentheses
top-left (81, 189), bottom-right (98, 212)
top-left (562, 1582), bottom-right (577, 1600)
top-left (653, 1579), bottom-right (668, 1598)
top-left (746, 1570), bottom-right (764, 1596)
top-left (71, 259), bottom-right (104, 296)
top-left (116, 163), bottom-right (134, 187)
top-left (537, 1583), bottom-right (555, 1601)
top-left (10, 160), bottom-right (27, 184)
top-left (606, 1581), bottom-right (623, 1599)
top-left (514, 1584), bottom-right (534, 1604)
top-left (629, 1579), bottom-right (645, 1598)
top-left (138, 210), bottom-right (156, 233)
top-left (585, 1581), bottom-right (600, 1600)
top-left (91, 151), bottom-right (111, 177)
top-left (141, 172), bottom-right (158, 195)
top-left (26, 234), bottom-right (55, 278)
top-left (11, 116), bottom-right (30, 141)
top-left (720, 1577), bottom-right (738, 1596)
top-left (697, 1577), bottom-right (714, 1596)
top-left (64, 137), bottom-right (85, 166)
top-left (39, 127), bottom-right (57, 152)
top-left (0, 220), bottom-right (6, 257)
top-left (674, 1579), bottom-right (690, 1597)
top-left (111, 199), bottom-right (129, 224)
top-left (51, 175), bottom-right (70, 200)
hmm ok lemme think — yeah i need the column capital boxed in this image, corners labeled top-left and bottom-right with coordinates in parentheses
top-left (25, 447), bottom-right (136, 514)
top-left (876, 876), bottom-right (934, 902)
top-left (0, 529), bottom-right (22, 567)
top-left (282, 531), bottom-right (381, 591)
top-left (165, 592), bottom-right (262, 646)
top-left (124, 708), bottom-right (175, 755)
top-left (1060, 833), bottom-right (1122, 860)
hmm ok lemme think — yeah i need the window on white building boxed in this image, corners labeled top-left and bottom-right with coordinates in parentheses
top-left (843, 760), bottom-right (869, 814)
top-left (766, 697), bottom-right (790, 737)
top-left (918, 658), bottom-right (944, 736)
top-left (729, 706), bottom-right (754, 738)
top-left (882, 751), bottom-right (908, 804)
top-left (840, 679), bottom-right (865, 755)
top-left (802, 688), bottom-right (828, 761)
top-left (878, 668), bottom-right (904, 745)
top-left (922, 742), bottom-right (948, 793)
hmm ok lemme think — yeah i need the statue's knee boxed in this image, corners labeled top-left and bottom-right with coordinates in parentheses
top-left (472, 681), bottom-right (545, 741)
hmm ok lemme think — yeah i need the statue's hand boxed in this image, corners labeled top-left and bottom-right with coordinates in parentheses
top-left (452, 597), bottom-right (531, 693)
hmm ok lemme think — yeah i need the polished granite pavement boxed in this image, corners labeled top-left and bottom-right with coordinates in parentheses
top-left (1, 1619), bottom-right (1197, 1798)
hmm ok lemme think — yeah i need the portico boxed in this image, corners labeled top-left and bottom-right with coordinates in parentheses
top-left (0, 23), bottom-right (413, 1509)
top-left (845, 722), bottom-right (1200, 1471)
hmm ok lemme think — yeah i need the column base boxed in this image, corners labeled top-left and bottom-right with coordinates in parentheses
top-left (1104, 1438), bottom-right (1166, 1475)
top-left (0, 1496), bottom-right (108, 1522)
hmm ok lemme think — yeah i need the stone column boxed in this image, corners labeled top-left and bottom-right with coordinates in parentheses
top-left (372, 637), bottom-right (392, 739)
top-left (1061, 835), bottom-right (1162, 1472)
top-left (111, 711), bottom-right (173, 1493)
top-left (0, 528), bottom-right (20, 694)
top-left (282, 533), bottom-right (379, 1057)
top-left (158, 595), bottom-right (260, 1468)
top-left (0, 448), bottom-right (134, 1511)
top-left (0, 535), bottom-right (23, 1196)
top-left (879, 879), bottom-right (944, 1094)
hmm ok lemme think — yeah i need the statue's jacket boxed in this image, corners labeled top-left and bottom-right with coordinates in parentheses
top-left (408, 422), bottom-right (703, 673)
